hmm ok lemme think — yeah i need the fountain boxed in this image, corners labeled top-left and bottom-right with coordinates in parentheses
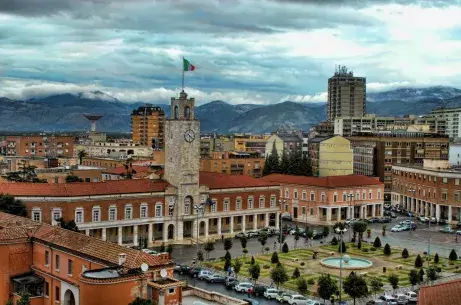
top-left (320, 254), bottom-right (373, 270)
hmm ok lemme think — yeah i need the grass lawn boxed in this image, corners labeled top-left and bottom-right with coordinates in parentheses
top-left (203, 241), bottom-right (461, 299)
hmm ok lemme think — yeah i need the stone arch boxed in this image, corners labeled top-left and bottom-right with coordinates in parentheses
top-left (174, 105), bottom-right (179, 119)
top-left (199, 220), bottom-right (206, 237)
top-left (184, 106), bottom-right (191, 119)
top-left (64, 289), bottom-right (75, 305)
top-left (167, 224), bottom-right (175, 239)
top-left (127, 149), bottom-right (134, 155)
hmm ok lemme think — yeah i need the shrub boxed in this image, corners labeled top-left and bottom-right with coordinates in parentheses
top-left (244, 261), bottom-right (251, 265)
top-left (373, 237), bottom-right (382, 248)
top-left (434, 253), bottom-right (440, 264)
top-left (300, 262), bottom-right (305, 266)
top-left (250, 256), bottom-right (255, 265)
top-left (331, 236), bottom-right (338, 245)
top-left (415, 254), bottom-right (423, 268)
top-left (402, 248), bottom-right (409, 259)
top-left (292, 268), bottom-right (301, 279)
top-left (338, 241), bottom-right (347, 253)
top-left (243, 249), bottom-right (249, 254)
top-left (265, 247), bottom-right (270, 252)
top-left (282, 242), bottom-right (289, 253)
top-left (370, 247), bottom-right (377, 251)
top-left (383, 244), bottom-right (391, 256)
top-left (271, 252), bottom-right (280, 264)
top-left (449, 249), bottom-right (458, 261)
top-left (307, 278), bottom-right (315, 285)
top-left (419, 268), bottom-right (425, 282)
top-left (357, 240), bottom-right (362, 250)
top-left (297, 278), bottom-right (308, 294)
top-left (263, 264), bottom-right (270, 269)
top-left (362, 248), bottom-right (369, 253)
top-left (436, 267), bottom-right (442, 272)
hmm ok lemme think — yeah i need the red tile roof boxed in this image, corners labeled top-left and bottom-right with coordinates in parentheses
top-left (417, 279), bottom-right (461, 305)
top-left (103, 165), bottom-right (152, 175)
top-left (0, 179), bottom-right (169, 197)
top-left (199, 172), bottom-right (280, 189)
top-left (0, 212), bottom-right (171, 269)
top-left (261, 174), bottom-right (382, 188)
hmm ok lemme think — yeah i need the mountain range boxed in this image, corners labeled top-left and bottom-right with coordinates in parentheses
top-left (1, 86), bottom-right (461, 133)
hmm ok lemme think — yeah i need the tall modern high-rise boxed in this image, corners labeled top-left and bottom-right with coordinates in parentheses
top-left (131, 104), bottom-right (165, 149)
top-left (327, 65), bottom-right (366, 122)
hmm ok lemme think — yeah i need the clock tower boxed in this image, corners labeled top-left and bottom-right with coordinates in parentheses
top-left (164, 90), bottom-right (201, 240)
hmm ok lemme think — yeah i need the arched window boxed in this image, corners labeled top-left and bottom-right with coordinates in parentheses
top-left (184, 106), bottom-right (191, 119)
top-left (184, 196), bottom-right (193, 215)
top-left (174, 105), bottom-right (179, 119)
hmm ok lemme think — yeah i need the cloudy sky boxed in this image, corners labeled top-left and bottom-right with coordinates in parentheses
top-left (1, 0), bottom-right (461, 105)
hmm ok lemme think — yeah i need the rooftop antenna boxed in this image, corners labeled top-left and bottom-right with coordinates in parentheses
top-left (83, 114), bottom-right (103, 132)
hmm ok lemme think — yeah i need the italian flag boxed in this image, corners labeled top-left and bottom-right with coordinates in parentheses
top-left (183, 58), bottom-right (195, 71)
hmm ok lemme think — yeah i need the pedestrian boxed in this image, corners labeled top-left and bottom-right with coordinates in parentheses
top-left (221, 234), bottom-right (224, 242)
top-left (456, 235), bottom-right (458, 243)
top-left (247, 288), bottom-right (252, 298)
top-left (270, 280), bottom-right (274, 288)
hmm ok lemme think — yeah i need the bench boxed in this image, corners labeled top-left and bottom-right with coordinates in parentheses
top-left (396, 265), bottom-right (403, 270)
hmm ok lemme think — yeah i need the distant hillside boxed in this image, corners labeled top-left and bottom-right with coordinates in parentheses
top-left (1, 86), bottom-right (461, 133)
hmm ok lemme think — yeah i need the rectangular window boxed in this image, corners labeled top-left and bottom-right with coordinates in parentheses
top-left (333, 194), bottom-right (337, 203)
top-left (369, 192), bottom-right (372, 199)
top-left (248, 198), bottom-right (253, 209)
top-left (52, 210), bottom-right (61, 220)
top-left (223, 200), bottom-right (229, 212)
top-left (140, 206), bottom-right (147, 218)
top-left (184, 204), bottom-right (190, 215)
top-left (45, 282), bottom-right (49, 297)
top-left (310, 193), bottom-right (315, 201)
top-left (32, 211), bottom-right (41, 222)
top-left (75, 210), bottom-right (83, 223)
top-left (285, 204), bottom-right (288, 212)
top-left (310, 208), bottom-right (314, 215)
top-left (302, 207), bottom-right (306, 215)
top-left (211, 202), bottom-right (217, 213)
top-left (362, 192), bottom-right (366, 200)
top-left (168, 288), bottom-right (175, 294)
top-left (236, 199), bottom-right (241, 210)
top-left (55, 254), bottom-right (60, 270)
top-left (285, 189), bottom-right (289, 198)
top-left (68, 259), bottom-right (73, 275)
top-left (92, 209), bottom-right (100, 222)
top-left (378, 191), bottom-right (381, 200)
top-left (270, 197), bottom-right (276, 208)
top-left (125, 207), bottom-right (132, 219)
top-left (109, 208), bottom-right (116, 221)
top-left (456, 179), bottom-right (460, 186)
top-left (443, 177), bottom-right (448, 183)
top-left (302, 192), bottom-right (306, 200)
top-left (293, 190), bottom-right (298, 199)
top-left (259, 198), bottom-right (265, 208)
top-left (55, 287), bottom-right (60, 301)
top-left (45, 251), bottom-right (49, 266)
top-left (455, 192), bottom-right (460, 202)
top-left (442, 193), bottom-right (448, 200)
top-left (155, 205), bottom-right (162, 217)
top-left (321, 194), bottom-right (326, 202)
top-left (343, 194), bottom-right (347, 201)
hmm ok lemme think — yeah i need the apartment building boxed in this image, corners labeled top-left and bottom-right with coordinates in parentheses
top-left (308, 135), bottom-right (353, 177)
top-left (199, 137), bottom-right (233, 158)
top-left (262, 174), bottom-right (384, 224)
top-left (74, 141), bottom-right (153, 158)
top-left (265, 132), bottom-right (303, 158)
top-left (427, 107), bottom-right (461, 141)
top-left (233, 136), bottom-right (268, 156)
top-left (200, 151), bottom-right (264, 177)
top-left (131, 105), bottom-right (165, 149)
top-left (392, 159), bottom-right (461, 223)
top-left (5, 135), bottom-right (74, 158)
top-left (348, 131), bottom-right (450, 202)
top-left (327, 65), bottom-right (366, 121)
top-left (334, 114), bottom-right (446, 136)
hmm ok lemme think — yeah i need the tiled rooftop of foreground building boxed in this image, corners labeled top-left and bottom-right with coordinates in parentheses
top-left (417, 279), bottom-right (461, 305)
top-left (0, 212), bottom-right (171, 270)
top-left (199, 171), bottom-right (280, 189)
top-left (261, 174), bottom-right (382, 188)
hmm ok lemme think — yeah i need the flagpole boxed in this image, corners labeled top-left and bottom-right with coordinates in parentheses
top-left (181, 56), bottom-right (185, 91)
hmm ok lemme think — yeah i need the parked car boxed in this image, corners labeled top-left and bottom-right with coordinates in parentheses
top-left (393, 294), bottom-right (409, 305)
top-left (225, 278), bottom-right (239, 289)
top-left (287, 294), bottom-right (309, 305)
top-left (235, 232), bottom-right (249, 239)
top-left (281, 213), bottom-right (292, 221)
top-left (276, 292), bottom-right (292, 303)
top-left (234, 282), bottom-right (254, 293)
top-left (252, 285), bottom-right (267, 297)
top-left (247, 231), bottom-right (259, 238)
top-left (264, 288), bottom-right (279, 299)
top-left (384, 203), bottom-right (391, 209)
top-left (206, 274), bottom-right (226, 283)
top-left (368, 217), bottom-right (380, 223)
top-left (379, 295), bottom-right (397, 305)
top-left (404, 291), bottom-right (418, 303)
top-left (390, 212), bottom-right (397, 218)
top-left (188, 267), bottom-right (202, 277)
top-left (366, 300), bottom-right (386, 305)
top-left (345, 218), bottom-right (357, 225)
top-left (439, 226), bottom-right (455, 234)
top-left (142, 249), bottom-right (158, 255)
top-left (456, 230), bottom-right (461, 235)
top-left (306, 301), bottom-right (325, 305)
top-left (391, 225), bottom-right (403, 232)
top-left (197, 270), bottom-right (213, 280)
top-left (174, 264), bottom-right (190, 274)
top-left (438, 219), bottom-right (448, 225)
top-left (243, 298), bottom-right (260, 305)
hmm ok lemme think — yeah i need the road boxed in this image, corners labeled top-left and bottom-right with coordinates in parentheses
top-left (167, 216), bottom-right (461, 264)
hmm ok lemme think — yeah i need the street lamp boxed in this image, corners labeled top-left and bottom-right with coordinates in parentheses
top-left (278, 198), bottom-right (287, 252)
top-left (408, 189), bottom-right (416, 234)
top-left (194, 203), bottom-right (205, 261)
top-left (346, 194), bottom-right (355, 242)
top-left (336, 227), bottom-right (348, 305)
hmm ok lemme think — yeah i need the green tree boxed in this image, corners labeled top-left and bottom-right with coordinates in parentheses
top-left (166, 244), bottom-right (173, 258)
top-left (388, 274), bottom-right (399, 292)
top-left (77, 149), bottom-right (87, 165)
top-left (233, 259), bottom-right (243, 276)
top-left (415, 254), bottom-right (423, 268)
top-left (323, 226), bottom-right (330, 238)
top-left (262, 155), bottom-right (271, 176)
top-left (343, 273), bottom-right (369, 305)
top-left (197, 250), bottom-right (204, 263)
top-left (56, 217), bottom-right (79, 232)
top-left (224, 256), bottom-right (232, 272)
top-left (223, 238), bottom-right (233, 251)
top-left (292, 267), bottom-right (301, 279)
top-left (5, 299), bottom-right (13, 305)
top-left (250, 256), bottom-right (255, 265)
top-left (263, 141), bottom-right (280, 176)
top-left (373, 236), bottom-right (382, 248)
top-left (419, 268), bottom-right (425, 282)
top-left (128, 298), bottom-right (155, 305)
top-left (65, 175), bottom-right (83, 183)
top-left (409, 269), bottom-right (420, 287)
top-left (427, 266), bottom-right (438, 281)
top-left (383, 243), bottom-right (391, 256)
top-left (258, 232), bottom-right (268, 253)
top-left (278, 231), bottom-right (286, 244)
top-left (297, 278), bottom-right (308, 294)
top-left (282, 242), bottom-right (289, 253)
top-left (279, 149), bottom-right (290, 174)
top-left (299, 153), bottom-right (312, 176)
top-left (294, 225), bottom-right (300, 248)
top-left (0, 194), bottom-right (27, 216)
top-left (240, 235), bottom-right (248, 249)
top-left (352, 221), bottom-right (368, 243)
top-left (434, 253), bottom-right (440, 264)
top-left (224, 250), bottom-right (232, 261)
top-left (159, 242), bottom-right (166, 252)
top-left (331, 236), bottom-right (338, 245)
top-left (248, 262), bottom-right (261, 283)
top-left (357, 240), bottom-right (362, 250)
top-left (449, 249), bottom-right (458, 261)
top-left (338, 241), bottom-right (347, 253)
top-left (204, 240), bottom-right (215, 260)
top-left (270, 263), bottom-right (289, 289)
top-left (402, 248), bottom-right (409, 259)
top-left (368, 277), bottom-right (383, 298)
top-left (317, 273), bottom-right (338, 303)
top-left (271, 251), bottom-right (279, 264)
top-left (17, 293), bottom-right (31, 305)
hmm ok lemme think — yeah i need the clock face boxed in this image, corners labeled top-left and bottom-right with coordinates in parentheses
top-left (184, 129), bottom-right (195, 142)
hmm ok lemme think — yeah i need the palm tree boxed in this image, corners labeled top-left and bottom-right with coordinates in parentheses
top-left (77, 150), bottom-right (87, 165)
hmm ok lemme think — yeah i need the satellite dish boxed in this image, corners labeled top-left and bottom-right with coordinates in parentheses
top-left (141, 263), bottom-right (148, 273)
top-left (160, 268), bottom-right (167, 278)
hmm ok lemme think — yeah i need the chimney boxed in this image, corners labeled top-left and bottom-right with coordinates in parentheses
top-left (118, 253), bottom-right (127, 266)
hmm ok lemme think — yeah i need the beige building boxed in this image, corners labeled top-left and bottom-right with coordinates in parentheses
top-left (265, 132), bottom-right (302, 158)
top-left (327, 65), bottom-right (366, 121)
top-left (74, 141), bottom-right (153, 158)
top-left (426, 107), bottom-right (461, 141)
top-left (308, 135), bottom-right (353, 177)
